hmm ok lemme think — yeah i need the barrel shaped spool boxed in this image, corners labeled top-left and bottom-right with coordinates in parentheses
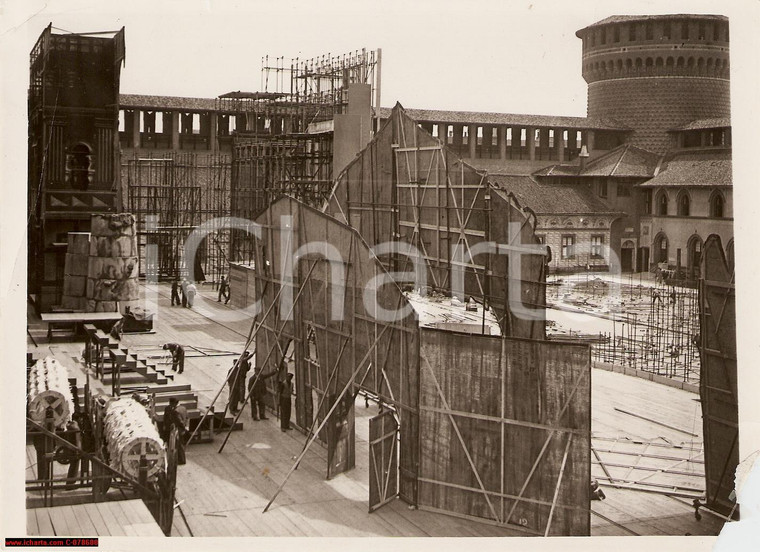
top-left (27, 357), bottom-right (74, 429)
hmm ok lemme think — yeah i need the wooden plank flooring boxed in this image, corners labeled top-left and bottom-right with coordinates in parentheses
top-left (27, 282), bottom-right (729, 537)
top-left (27, 500), bottom-right (163, 537)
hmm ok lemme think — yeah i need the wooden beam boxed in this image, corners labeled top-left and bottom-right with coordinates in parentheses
top-left (422, 357), bottom-right (501, 524)
top-left (544, 433), bottom-right (573, 536)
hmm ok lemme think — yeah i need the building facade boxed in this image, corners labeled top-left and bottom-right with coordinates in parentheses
top-left (28, 25), bottom-right (125, 311)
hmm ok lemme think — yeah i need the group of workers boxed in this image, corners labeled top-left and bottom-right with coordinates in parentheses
top-left (226, 351), bottom-right (294, 431)
top-left (160, 340), bottom-right (295, 443)
top-left (170, 279), bottom-right (198, 308)
top-left (169, 276), bottom-right (231, 309)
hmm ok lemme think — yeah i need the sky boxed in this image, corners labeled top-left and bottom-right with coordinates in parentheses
top-left (2, 1), bottom-right (760, 549)
top-left (2, 0), bottom-right (754, 116)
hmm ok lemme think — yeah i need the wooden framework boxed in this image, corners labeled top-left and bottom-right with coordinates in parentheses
top-left (699, 234), bottom-right (738, 518)
top-left (126, 152), bottom-right (231, 282)
top-left (326, 103), bottom-right (547, 339)
top-left (417, 328), bottom-right (591, 536)
top-left (233, 197), bottom-right (421, 501)
top-left (230, 134), bottom-right (333, 264)
top-left (229, 198), bottom-right (592, 534)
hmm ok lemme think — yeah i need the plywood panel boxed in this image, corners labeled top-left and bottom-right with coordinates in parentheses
top-left (699, 234), bottom-right (738, 518)
top-left (234, 197), bottom-right (421, 502)
top-left (418, 328), bottom-right (591, 536)
top-left (327, 104), bottom-right (547, 340)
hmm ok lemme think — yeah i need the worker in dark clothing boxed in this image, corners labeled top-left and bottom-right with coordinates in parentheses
top-left (163, 398), bottom-right (187, 465)
top-left (71, 410), bottom-right (95, 487)
top-left (163, 343), bottom-right (185, 374)
top-left (59, 419), bottom-right (82, 490)
top-left (278, 373), bottom-right (294, 431)
top-left (248, 367), bottom-right (277, 420)
top-left (217, 276), bottom-right (230, 304)
top-left (171, 280), bottom-right (181, 306)
top-left (227, 351), bottom-right (253, 414)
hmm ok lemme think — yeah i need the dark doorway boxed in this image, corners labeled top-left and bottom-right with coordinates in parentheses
top-left (638, 247), bottom-right (650, 272)
top-left (621, 244), bottom-right (634, 272)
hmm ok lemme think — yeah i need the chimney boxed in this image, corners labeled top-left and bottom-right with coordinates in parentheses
top-left (578, 145), bottom-right (590, 172)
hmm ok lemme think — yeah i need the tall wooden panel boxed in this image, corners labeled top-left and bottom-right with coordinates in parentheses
top-left (418, 328), bottom-right (591, 536)
top-left (699, 234), bottom-right (739, 518)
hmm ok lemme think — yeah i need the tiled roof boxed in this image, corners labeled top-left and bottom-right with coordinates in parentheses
top-left (577, 14), bottom-right (727, 35)
top-left (377, 107), bottom-right (630, 131)
top-left (638, 150), bottom-right (732, 187)
top-left (532, 164), bottom-right (580, 177)
top-left (531, 145), bottom-right (660, 178)
top-left (119, 94), bottom-right (218, 111)
top-left (577, 144), bottom-right (661, 177)
top-left (468, 158), bottom-right (564, 176)
top-left (671, 117), bottom-right (731, 131)
top-left (489, 175), bottom-right (621, 215)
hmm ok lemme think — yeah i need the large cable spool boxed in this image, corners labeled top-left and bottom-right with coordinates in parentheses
top-left (103, 397), bottom-right (165, 479)
top-left (27, 357), bottom-right (75, 429)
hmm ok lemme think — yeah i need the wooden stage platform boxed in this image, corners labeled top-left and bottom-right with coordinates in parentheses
top-left (26, 282), bottom-right (729, 537)
top-left (27, 500), bottom-right (164, 537)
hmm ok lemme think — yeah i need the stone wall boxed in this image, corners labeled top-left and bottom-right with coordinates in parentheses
top-left (61, 232), bottom-right (91, 311)
top-left (85, 214), bottom-right (139, 312)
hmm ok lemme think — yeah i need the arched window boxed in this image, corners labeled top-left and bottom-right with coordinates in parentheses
top-left (656, 191), bottom-right (669, 215)
top-left (654, 232), bottom-right (669, 264)
top-left (625, 58), bottom-right (633, 71)
top-left (67, 143), bottom-right (93, 191)
top-left (710, 190), bottom-right (725, 217)
top-left (635, 58), bottom-right (643, 69)
top-left (666, 57), bottom-right (674, 69)
top-left (676, 56), bottom-right (685, 68)
top-left (687, 57), bottom-right (695, 69)
top-left (646, 57), bottom-right (654, 68)
top-left (677, 191), bottom-right (690, 216)
top-left (726, 238), bottom-right (735, 272)
top-left (655, 57), bottom-right (664, 67)
top-left (687, 235), bottom-right (703, 279)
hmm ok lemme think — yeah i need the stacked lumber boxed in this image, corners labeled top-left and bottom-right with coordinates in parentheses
top-left (61, 232), bottom-right (91, 311)
top-left (103, 397), bottom-right (165, 479)
top-left (86, 214), bottom-right (140, 313)
top-left (27, 357), bottom-right (75, 429)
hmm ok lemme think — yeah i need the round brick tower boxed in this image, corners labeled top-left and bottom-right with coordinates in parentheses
top-left (576, 15), bottom-right (730, 154)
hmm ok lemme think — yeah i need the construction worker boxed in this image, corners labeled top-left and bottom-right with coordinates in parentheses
top-left (218, 276), bottom-right (230, 304)
top-left (248, 366), bottom-right (276, 420)
top-left (163, 343), bottom-right (185, 374)
top-left (163, 397), bottom-right (187, 465)
top-left (278, 373), bottom-right (294, 431)
top-left (227, 351), bottom-right (252, 414)
top-left (181, 279), bottom-right (188, 307)
top-left (171, 280), bottom-right (181, 306)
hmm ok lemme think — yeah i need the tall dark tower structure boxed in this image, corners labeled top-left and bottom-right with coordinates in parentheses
top-left (28, 25), bottom-right (125, 311)
top-left (577, 15), bottom-right (730, 154)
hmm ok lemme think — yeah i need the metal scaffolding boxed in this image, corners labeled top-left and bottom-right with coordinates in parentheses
top-left (125, 152), bottom-right (231, 282)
